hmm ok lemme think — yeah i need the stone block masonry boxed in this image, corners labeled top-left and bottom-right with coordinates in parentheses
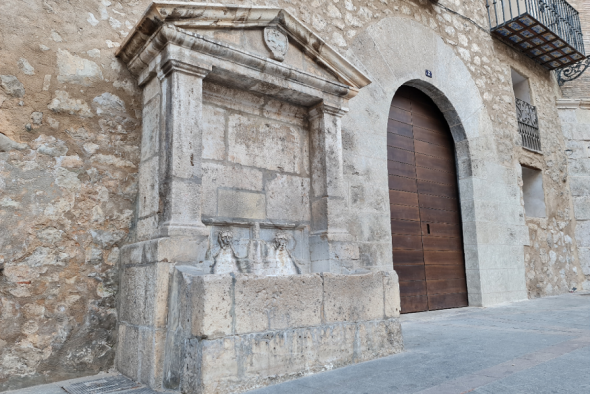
top-left (114, 267), bottom-right (402, 394)
top-left (558, 99), bottom-right (590, 291)
top-left (111, 3), bottom-right (401, 393)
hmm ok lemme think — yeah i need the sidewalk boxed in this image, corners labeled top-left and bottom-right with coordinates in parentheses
top-left (5, 292), bottom-right (590, 394)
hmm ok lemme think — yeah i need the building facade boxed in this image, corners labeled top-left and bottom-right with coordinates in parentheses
top-left (0, 0), bottom-right (588, 392)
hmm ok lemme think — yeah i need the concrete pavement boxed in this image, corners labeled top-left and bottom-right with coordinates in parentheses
top-left (249, 292), bottom-right (590, 394)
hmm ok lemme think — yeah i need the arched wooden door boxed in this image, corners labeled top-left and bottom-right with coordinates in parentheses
top-left (387, 86), bottom-right (468, 313)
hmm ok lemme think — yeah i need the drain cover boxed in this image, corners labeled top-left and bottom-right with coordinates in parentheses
top-left (121, 389), bottom-right (158, 394)
top-left (62, 376), bottom-right (140, 394)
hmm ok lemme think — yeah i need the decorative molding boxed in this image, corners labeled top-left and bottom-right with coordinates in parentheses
top-left (201, 217), bottom-right (306, 229)
top-left (308, 102), bottom-right (349, 120)
top-left (117, 2), bottom-right (371, 91)
top-left (264, 27), bottom-right (289, 62)
top-left (130, 24), bottom-right (356, 101)
top-left (556, 98), bottom-right (590, 110)
top-left (157, 59), bottom-right (211, 80)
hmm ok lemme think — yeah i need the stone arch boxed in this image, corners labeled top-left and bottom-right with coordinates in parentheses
top-left (343, 16), bottom-right (528, 307)
top-left (402, 79), bottom-right (468, 143)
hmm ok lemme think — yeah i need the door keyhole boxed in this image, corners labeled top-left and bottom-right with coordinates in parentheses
top-left (427, 224), bottom-right (431, 234)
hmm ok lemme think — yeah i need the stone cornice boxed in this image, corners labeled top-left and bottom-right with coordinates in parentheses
top-left (308, 102), bottom-right (350, 120)
top-left (127, 24), bottom-right (359, 102)
top-left (116, 2), bottom-right (371, 93)
top-left (556, 98), bottom-right (590, 109)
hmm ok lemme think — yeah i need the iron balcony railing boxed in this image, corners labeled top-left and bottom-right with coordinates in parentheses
top-left (486, 0), bottom-right (586, 70)
top-left (516, 98), bottom-right (542, 152)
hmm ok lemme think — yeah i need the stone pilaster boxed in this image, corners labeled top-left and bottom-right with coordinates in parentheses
top-left (157, 60), bottom-right (211, 238)
top-left (308, 103), bottom-right (359, 273)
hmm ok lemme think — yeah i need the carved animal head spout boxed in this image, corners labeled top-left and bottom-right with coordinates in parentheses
top-left (274, 232), bottom-right (289, 250)
top-left (218, 230), bottom-right (233, 249)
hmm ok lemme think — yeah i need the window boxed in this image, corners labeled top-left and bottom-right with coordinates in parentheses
top-left (511, 69), bottom-right (541, 152)
top-left (521, 165), bottom-right (546, 218)
top-left (511, 69), bottom-right (531, 104)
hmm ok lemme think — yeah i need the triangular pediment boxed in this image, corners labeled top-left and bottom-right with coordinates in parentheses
top-left (117, 2), bottom-right (370, 92)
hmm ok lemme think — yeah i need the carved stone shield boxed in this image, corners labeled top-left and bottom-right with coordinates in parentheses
top-left (264, 27), bottom-right (289, 61)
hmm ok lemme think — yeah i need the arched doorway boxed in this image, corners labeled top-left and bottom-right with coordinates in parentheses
top-left (388, 85), bottom-right (468, 313)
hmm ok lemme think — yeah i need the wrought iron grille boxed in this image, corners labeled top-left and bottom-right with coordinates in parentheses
top-left (486, 0), bottom-right (586, 70)
top-left (516, 98), bottom-right (541, 152)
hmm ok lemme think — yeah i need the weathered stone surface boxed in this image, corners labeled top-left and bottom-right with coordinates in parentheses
top-left (383, 271), bottom-right (401, 318)
top-left (194, 318), bottom-right (402, 394)
top-left (0, 133), bottom-right (27, 152)
top-left (56, 49), bottom-right (103, 86)
top-left (137, 157), bottom-right (159, 219)
top-left (17, 58), bottom-right (35, 75)
top-left (93, 92), bottom-right (126, 116)
top-left (322, 272), bottom-right (385, 323)
top-left (202, 105), bottom-right (226, 161)
top-left (227, 114), bottom-right (305, 174)
top-left (0, 75), bottom-right (25, 97)
top-left (118, 262), bottom-right (171, 328)
top-left (189, 273), bottom-right (233, 339)
top-left (217, 189), bottom-right (266, 220)
top-left (201, 162), bottom-right (263, 217)
top-left (116, 325), bottom-right (166, 389)
top-left (266, 174), bottom-right (311, 222)
top-left (573, 196), bottom-right (590, 220)
top-left (47, 90), bottom-right (93, 117)
top-left (234, 274), bottom-right (323, 334)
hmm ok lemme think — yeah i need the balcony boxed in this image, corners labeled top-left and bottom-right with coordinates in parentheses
top-left (516, 98), bottom-right (542, 152)
top-left (486, 0), bottom-right (586, 70)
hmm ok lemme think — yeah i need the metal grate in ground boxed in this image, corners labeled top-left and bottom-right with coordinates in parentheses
top-left (62, 376), bottom-right (140, 394)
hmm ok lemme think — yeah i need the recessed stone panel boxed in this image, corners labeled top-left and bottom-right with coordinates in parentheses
top-left (266, 174), bottom-right (310, 222)
top-left (217, 189), bottom-right (266, 219)
top-left (227, 114), bottom-right (304, 174)
top-left (202, 104), bottom-right (226, 161)
top-left (202, 162), bottom-right (264, 217)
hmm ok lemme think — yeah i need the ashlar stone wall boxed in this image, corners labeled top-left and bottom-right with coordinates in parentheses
top-left (558, 99), bottom-right (590, 290)
top-left (0, 0), bottom-right (586, 390)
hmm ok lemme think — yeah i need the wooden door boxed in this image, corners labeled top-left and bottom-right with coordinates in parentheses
top-left (387, 86), bottom-right (468, 313)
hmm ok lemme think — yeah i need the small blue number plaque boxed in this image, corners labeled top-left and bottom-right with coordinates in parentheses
top-left (425, 70), bottom-right (432, 78)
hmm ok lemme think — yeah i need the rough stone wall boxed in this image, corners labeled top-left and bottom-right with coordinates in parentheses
top-left (0, 0), bottom-right (585, 390)
top-left (0, 0), bottom-right (142, 390)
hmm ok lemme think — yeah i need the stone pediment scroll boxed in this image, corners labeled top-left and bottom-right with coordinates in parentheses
top-left (264, 27), bottom-right (289, 61)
